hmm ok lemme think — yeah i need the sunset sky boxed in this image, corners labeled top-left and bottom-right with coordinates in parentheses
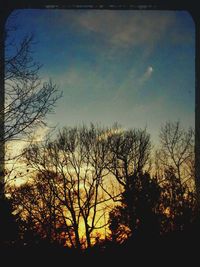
top-left (6, 9), bottom-right (195, 143)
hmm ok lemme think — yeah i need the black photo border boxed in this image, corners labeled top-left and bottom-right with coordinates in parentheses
top-left (0, 0), bottom-right (199, 263)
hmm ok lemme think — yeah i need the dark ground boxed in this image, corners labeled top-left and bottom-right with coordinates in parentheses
top-left (1, 229), bottom-right (199, 267)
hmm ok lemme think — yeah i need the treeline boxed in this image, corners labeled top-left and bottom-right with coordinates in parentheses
top-left (4, 121), bottom-right (199, 253)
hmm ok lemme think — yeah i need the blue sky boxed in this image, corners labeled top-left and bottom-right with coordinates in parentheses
top-left (6, 9), bottom-right (195, 143)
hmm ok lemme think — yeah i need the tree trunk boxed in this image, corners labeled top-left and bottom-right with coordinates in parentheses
top-left (74, 225), bottom-right (82, 250)
top-left (85, 223), bottom-right (91, 248)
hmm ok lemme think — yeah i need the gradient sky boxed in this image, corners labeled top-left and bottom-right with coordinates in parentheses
top-left (6, 9), bottom-right (195, 143)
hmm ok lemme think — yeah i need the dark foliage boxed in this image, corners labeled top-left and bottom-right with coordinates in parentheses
top-left (2, 126), bottom-right (198, 261)
top-left (109, 172), bottom-right (161, 243)
top-left (108, 170), bottom-right (198, 245)
top-left (0, 195), bottom-right (19, 247)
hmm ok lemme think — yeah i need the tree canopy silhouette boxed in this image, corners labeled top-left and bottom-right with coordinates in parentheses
top-left (6, 122), bottom-right (198, 253)
top-left (0, 17), bottom-right (61, 247)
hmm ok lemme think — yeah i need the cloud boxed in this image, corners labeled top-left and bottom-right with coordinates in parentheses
top-left (55, 64), bottom-right (117, 102)
top-left (111, 65), bottom-right (154, 104)
top-left (6, 126), bottom-right (50, 159)
top-left (147, 66), bottom-right (153, 75)
top-left (74, 10), bottom-right (176, 48)
top-left (139, 66), bottom-right (154, 85)
top-left (30, 126), bottom-right (50, 142)
top-left (56, 63), bottom-right (154, 110)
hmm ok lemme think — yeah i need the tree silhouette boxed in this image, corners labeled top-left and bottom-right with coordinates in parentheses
top-left (10, 173), bottom-right (66, 248)
top-left (15, 125), bottom-right (113, 249)
top-left (155, 121), bottom-right (194, 186)
top-left (157, 167), bottom-right (197, 234)
top-left (108, 172), bottom-right (161, 243)
top-left (107, 128), bottom-right (151, 187)
top-left (5, 123), bottom-right (198, 254)
top-left (0, 17), bottom-right (61, 247)
top-left (108, 168), bottom-right (197, 247)
top-left (0, 185), bottom-right (19, 247)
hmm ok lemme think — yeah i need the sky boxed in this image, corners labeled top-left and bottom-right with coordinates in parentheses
top-left (6, 9), bottom-right (195, 144)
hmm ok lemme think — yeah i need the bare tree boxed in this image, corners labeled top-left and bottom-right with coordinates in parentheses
top-left (0, 20), bottom-right (61, 191)
top-left (9, 172), bottom-right (67, 247)
top-left (156, 121), bottom-right (194, 187)
top-left (4, 31), bottom-right (61, 142)
top-left (107, 127), bottom-right (151, 189)
top-left (0, 16), bottom-right (61, 247)
top-left (22, 125), bottom-right (112, 249)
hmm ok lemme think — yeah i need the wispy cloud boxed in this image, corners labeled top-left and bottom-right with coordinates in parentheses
top-left (139, 66), bottom-right (154, 85)
top-left (55, 64), bottom-right (118, 102)
top-left (112, 65), bottom-right (154, 104)
top-left (74, 11), bottom-right (175, 48)
top-left (6, 126), bottom-right (50, 159)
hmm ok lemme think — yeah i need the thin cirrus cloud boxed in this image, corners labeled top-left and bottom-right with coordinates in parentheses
top-left (112, 65), bottom-right (154, 103)
top-left (46, 57), bottom-right (155, 124)
top-left (138, 66), bottom-right (154, 85)
top-left (74, 10), bottom-right (176, 48)
top-left (8, 9), bottom-right (193, 139)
